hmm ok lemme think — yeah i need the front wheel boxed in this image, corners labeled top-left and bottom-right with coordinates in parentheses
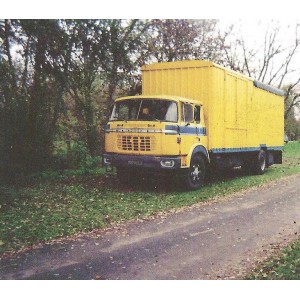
top-left (184, 154), bottom-right (206, 190)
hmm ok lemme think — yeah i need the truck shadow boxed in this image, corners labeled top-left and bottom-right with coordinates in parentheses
top-left (106, 167), bottom-right (256, 194)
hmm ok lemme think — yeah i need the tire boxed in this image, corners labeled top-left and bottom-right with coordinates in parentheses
top-left (184, 154), bottom-right (206, 190)
top-left (252, 150), bottom-right (266, 175)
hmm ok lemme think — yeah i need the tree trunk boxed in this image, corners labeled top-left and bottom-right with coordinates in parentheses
top-left (25, 37), bottom-right (45, 172)
top-left (84, 95), bottom-right (99, 157)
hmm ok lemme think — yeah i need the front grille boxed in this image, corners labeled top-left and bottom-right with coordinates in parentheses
top-left (117, 135), bottom-right (155, 152)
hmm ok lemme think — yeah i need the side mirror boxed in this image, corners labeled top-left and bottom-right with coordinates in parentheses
top-left (185, 119), bottom-right (195, 126)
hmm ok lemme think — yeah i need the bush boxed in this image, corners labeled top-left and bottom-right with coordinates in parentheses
top-left (80, 155), bottom-right (101, 170)
top-left (51, 140), bottom-right (101, 172)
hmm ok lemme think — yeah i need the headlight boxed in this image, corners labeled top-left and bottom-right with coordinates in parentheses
top-left (103, 157), bottom-right (112, 165)
top-left (160, 159), bottom-right (175, 168)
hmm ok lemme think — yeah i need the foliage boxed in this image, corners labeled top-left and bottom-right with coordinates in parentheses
top-left (0, 20), bottom-right (68, 178)
top-left (284, 85), bottom-right (300, 140)
top-left (285, 114), bottom-right (300, 141)
top-left (0, 19), bottom-right (155, 180)
top-left (146, 19), bottom-right (225, 63)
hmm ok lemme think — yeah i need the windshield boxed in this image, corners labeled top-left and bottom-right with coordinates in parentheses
top-left (110, 99), bottom-right (178, 122)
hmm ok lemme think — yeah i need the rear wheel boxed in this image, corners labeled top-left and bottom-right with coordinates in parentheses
top-left (184, 154), bottom-right (206, 190)
top-left (252, 150), bottom-right (267, 175)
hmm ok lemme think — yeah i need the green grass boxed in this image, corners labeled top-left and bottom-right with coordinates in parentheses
top-left (1, 142), bottom-right (300, 254)
top-left (283, 141), bottom-right (300, 158)
top-left (246, 239), bottom-right (300, 279)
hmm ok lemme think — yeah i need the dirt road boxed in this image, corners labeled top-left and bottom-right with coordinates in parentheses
top-left (1, 174), bottom-right (300, 280)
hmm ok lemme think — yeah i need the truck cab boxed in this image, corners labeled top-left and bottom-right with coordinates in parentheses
top-left (103, 95), bottom-right (209, 189)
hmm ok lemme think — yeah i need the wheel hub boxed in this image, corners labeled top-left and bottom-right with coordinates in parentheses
top-left (259, 153), bottom-right (266, 171)
top-left (191, 165), bottom-right (201, 182)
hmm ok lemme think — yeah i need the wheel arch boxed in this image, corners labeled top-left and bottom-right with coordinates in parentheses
top-left (183, 145), bottom-right (209, 190)
top-left (188, 145), bottom-right (210, 167)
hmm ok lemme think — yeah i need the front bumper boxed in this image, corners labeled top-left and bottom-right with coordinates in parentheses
top-left (103, 153), bottom-right (182, 170)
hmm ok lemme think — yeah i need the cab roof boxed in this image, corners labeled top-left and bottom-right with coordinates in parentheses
top-left (115, 94), bottom-right (203, 106)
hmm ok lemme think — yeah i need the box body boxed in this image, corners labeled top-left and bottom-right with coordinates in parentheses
top-left (141, 61), bottom-right (284, 152)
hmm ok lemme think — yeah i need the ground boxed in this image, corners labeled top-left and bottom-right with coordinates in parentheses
top-left (1, 174), bottom-right (300, 280)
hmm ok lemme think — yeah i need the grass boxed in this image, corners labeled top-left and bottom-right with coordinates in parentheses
top-left (1, 142), bottom-right (300, 255)
top-left (246, 239), bottom-right (300, 279)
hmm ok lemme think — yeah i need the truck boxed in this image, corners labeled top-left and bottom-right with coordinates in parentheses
top-left (103, 60), bottom-right (284, 190)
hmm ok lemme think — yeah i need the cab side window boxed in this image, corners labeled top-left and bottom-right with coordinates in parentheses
top-left (194, 105), bottom-right (201, 123)
top-left (182, 103), bottom-right (193, 123)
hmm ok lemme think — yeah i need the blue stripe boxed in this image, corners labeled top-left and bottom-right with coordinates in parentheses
top-left (179, 126), bottom-right (197, 134)
top-left (266, 146), bottom-right (284, 151)
top-left (165, 125), bottom-right (179, 134)
top-left (198, 127), bottom-right (207, 135)
top-left (211, 146), bottom-right (283, 154)
top-left (165, 125), bottom-right (207, 136)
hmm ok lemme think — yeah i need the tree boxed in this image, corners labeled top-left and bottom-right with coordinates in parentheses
top-left (285, 110), bottom-right (300, 141)
top-left (0, 19), bottom-right (68, 178)
top-left (145, 19), bottom-right (225, 63)
top-left (54, 19), bottom-right (106, 156)
top-left (54, 19), bottom-right (151, 155)
top-left (22, 20), bottom-right (67, 171)
top-left (102, 19), bottom-right (151, 107)
top-left (284, 80), bottom-right (300, 120)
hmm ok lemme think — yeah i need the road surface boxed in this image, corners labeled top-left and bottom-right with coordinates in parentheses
top-left (1, 174), bottom-right (300, 279)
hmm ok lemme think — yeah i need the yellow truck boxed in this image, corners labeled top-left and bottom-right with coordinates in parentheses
top-left (103, 60), bottom-right (284, 190)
